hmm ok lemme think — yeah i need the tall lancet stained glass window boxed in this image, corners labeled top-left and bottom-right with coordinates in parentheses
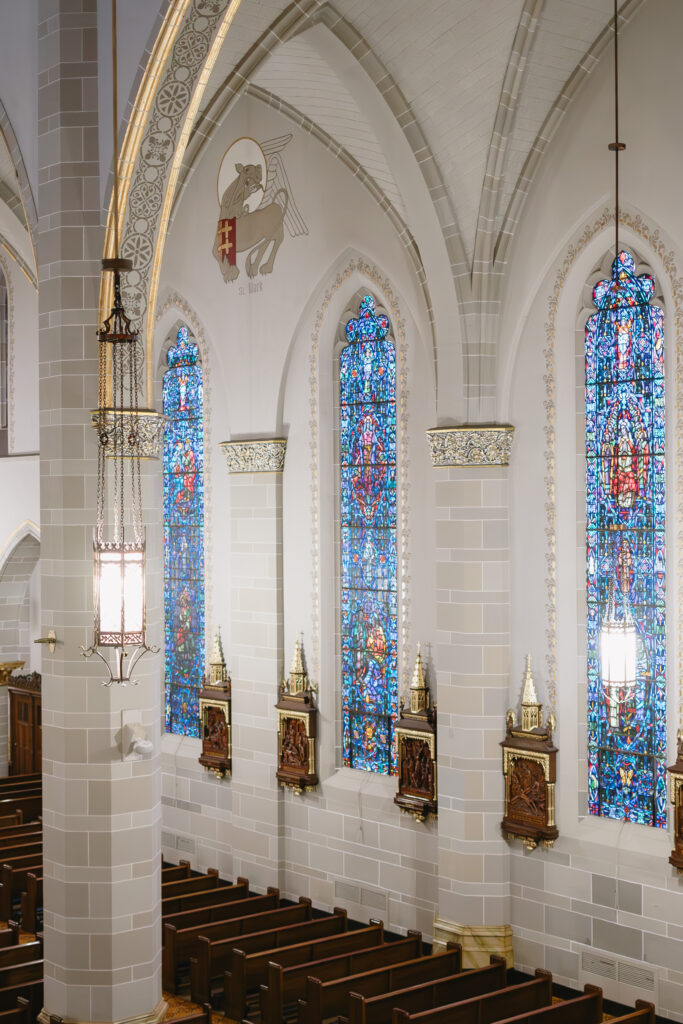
top-left (341, 294), bottom-right (398, 774)
top-left (163, 326), bottom-right (205, 736)
top-left (585, 250), bottom-right (666, 828)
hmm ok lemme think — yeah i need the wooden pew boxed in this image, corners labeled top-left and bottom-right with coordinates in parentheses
top-left (0, 925), bottom-right (19, 949)
top-left (0, 783), bottom-right (40, 799)
top-left (162, 861), bottom-right (192, 883)
top-left (163, 889), bottom-right (279, 940)
top-left (0, 798), bottom-right (40, 827)
top-left (0, 776), bottom-right (40, 789)
top-left (0, 842), bottom-right (41, 863)
top-left (225, 920), bottom-right (384, 1021)
top-left (607, 1005), bottom-right (655, 1024)
top-left (393, 972), bottom-right (553, 1024)
top-left (191, 907), bottom-right (349, 1006)
top-left (161, 869), bottom-right (227, 899)
top-left (0, 997), bottom-right (31, 1024)
top-left (0, 859), bottom-right (42, 921)
top-left (349, 956), bottom-right (507, 1024)
top-left (0, 981), bottom-right (42, 1020)
top-left (18, 874), bottom-right (41, 934)
top-left (491, 986), bottom-right (602, 1024)
top-left (0, 825), bottom-right (41, 846)
top-left (162, 890), bottom-right (297, 993)
top-left (297, 946), bottom-right (462, 1024)
top-left (162, 877), bottom-right (249, 917)
top-left (0, 942), bottom-right (41, 970)
top-left (0, 961), bottom-right (43, 1014)
top-left (0, 819), bottom-right (21, 832)
top-left (262, 933), bottom-right (424, 1024)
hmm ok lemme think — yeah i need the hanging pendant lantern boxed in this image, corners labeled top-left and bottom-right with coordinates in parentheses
top-left (83, 258), bottom-right (158, 685)
top-left (81, 0), bottom-right (157, 685)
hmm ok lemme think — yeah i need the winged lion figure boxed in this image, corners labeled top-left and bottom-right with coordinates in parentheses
top-left (213, 133), bottom-right (308, 283)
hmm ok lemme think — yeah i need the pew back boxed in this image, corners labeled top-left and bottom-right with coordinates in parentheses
top-left (300, 947), bottom-right (462, 1024)
top-left (162, 878), bottom-right (249, 916)
top-left (492, 987), bottom-right (602, 1024)
top-left (190, 909), bottom-right (348, 1005)
top-left (350, 957), bottom-right (507, 1024)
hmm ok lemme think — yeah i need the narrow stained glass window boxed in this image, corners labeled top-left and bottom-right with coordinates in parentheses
top-left (163, 326), bottom-right (204, 736)
top-left (585, 250), bottom-right (666, 828)
top-left (340, 294), bottom-right (398, 774)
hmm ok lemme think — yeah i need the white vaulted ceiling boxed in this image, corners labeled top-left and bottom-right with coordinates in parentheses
top-left (251, 32), bottom-right (408, 220)
top-left (186, 0), bottom-right (649, 283)
top-left (334, 0), bottom-right (526, 264)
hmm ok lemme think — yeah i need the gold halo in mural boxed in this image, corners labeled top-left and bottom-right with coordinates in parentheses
top-left (217, 136), bottom-right (267, 212)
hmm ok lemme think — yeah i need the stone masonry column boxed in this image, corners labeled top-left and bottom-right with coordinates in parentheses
top-left (427, 425), bottom-right (514, 967)
top-left (221, 439), bottom-right (286, 889)
top-left (38, 3), bottom-right (163, 1021)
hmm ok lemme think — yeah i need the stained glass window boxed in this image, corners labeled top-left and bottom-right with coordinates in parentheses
top-left (585, 250), bottom-right (666, 828)
top-left (340, 294), bottom-right (398, 774)
top-left (163, 326), bottom-right (204, 736)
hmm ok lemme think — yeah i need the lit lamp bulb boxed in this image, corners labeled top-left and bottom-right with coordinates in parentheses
top-left (600, 615), bottom-right (637, 730)
top-left (95, 542), bottom-right (145, 645)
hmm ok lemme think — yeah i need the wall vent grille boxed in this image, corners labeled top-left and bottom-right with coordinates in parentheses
top-left (361, 887), bottom-right (388, 911)
top-left (177, 835), bottom-right (196, 854)
top-left (161, 830), bottom-right (177, 848)
top-left (335, 881), bottom-right (360, 903)
top-left (578, 946), bottom-right (658, 1008)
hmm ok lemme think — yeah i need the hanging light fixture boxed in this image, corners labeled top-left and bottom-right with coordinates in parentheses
top-left (82, 0), bottom-right (157, 685)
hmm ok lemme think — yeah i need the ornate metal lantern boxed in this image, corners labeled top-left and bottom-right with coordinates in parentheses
top-left (81, 1), bottom-right (157, 686)
top-left (501, 655), bottom-right (558, 850)
top-left (276, 636), bottom-right (318, 794)
top-left (82, 260), bottom-right (157, 685)
top-left (394, 645), bottom-right (437, 822)
top-left (199, 630), bottom-right (232, 778)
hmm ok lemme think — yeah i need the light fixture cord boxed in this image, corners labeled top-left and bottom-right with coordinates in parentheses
top-left (613, 0), bottom-right (620, 260)
top-left (112, 0), bottom-right (120, 259)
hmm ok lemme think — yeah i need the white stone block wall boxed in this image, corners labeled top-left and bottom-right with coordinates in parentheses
top-left (435, 466), bottom-right (511, 928)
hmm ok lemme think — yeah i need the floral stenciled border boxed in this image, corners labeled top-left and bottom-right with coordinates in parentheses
top-left (543, 207), bottom-right (683, 725)
top-left (308, 258), bottom-right (410, 710)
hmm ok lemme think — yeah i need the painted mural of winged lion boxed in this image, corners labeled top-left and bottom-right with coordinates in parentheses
top-left (213, 133), bottom-right (308, 283)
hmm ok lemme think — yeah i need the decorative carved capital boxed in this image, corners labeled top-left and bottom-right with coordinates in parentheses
top-left (91, 409), bottom-right (165, 459)
top-left (221, 438), bottom-right (287, 473)
top-left (426, 424), bottom-right (514, 467)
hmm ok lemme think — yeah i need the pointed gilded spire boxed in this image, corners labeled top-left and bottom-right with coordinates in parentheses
top-left (409, 643), bottom-right (430, 714)
top-left (285, 634), bottom-right (309, 696)
top-left (520, 653), bottom-right (542, 731)
top-left (209, 628), bottom-right (229, 688)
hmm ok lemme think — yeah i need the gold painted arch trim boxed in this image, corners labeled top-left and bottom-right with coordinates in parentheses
top-left (98, 0), bottom-right (194, 328)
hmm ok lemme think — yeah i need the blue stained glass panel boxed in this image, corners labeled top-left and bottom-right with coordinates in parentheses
top-left (341, 294), bottom-right (398, 774)
top-left (163, 326), bottom-right (204, 737)
top-left (585, 250), bottom-right (667, 828)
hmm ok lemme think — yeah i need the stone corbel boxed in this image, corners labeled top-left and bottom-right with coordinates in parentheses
top-left (426, 424), bottom-right (514, 467)
top-left (221, 438), bottom-right (287, 473)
